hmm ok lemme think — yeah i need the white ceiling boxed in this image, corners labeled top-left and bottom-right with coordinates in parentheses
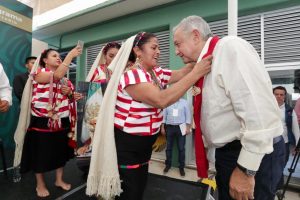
top-left (19, 0), bottom-right (177, 40)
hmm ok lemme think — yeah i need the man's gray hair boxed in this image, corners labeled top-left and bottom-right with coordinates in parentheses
top-left (173, 16), bottom-right (212, 40)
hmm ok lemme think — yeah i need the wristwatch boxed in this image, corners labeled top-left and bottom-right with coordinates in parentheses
top-left (237, 163), bottom-right (256, 176)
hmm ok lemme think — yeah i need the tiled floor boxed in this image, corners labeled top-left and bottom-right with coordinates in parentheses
top-left (149, 160), bottom-right (300, 200)
top-left (1, 148), bottom-right (300, 199)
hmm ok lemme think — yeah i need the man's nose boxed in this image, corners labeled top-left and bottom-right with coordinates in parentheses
top-left (175, 48), bottom-right (180, 56)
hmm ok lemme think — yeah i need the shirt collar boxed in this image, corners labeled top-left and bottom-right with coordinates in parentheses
top-left (279, 103), bottom-right (285, 109)
top-left (197, 37), bottom-right (213, 63)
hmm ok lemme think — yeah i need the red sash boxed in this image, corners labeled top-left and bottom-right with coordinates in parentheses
top-left (194, 36), bottom-right (219, 178)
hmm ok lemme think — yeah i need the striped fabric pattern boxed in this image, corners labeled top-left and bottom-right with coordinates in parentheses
top-left (31, 67), bottom-right (71, 118)
top-left (114, 66), bottom-right (171, 136)
top-left (90, 64), bottom-right (110, 83)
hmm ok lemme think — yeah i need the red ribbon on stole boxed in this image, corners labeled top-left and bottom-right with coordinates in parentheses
top-left (194, 36), bottom-right (219, 178)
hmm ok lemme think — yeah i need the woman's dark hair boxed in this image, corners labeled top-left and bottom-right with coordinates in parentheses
top-left (39, 48), bottom-right (57, 68)
top-left (103, 42), bottom-right (121, 55)
top-left (128, 32), bottom-right (157, 63)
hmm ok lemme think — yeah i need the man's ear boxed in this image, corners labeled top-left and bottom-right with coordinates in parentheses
top-left (192, 29), bottom-right (202, 43)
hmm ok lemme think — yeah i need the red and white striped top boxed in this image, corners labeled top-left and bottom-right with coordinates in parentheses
top-left (114, 66), bottom-right (172, 136)
top-left (31, 67), bottom-right (73, 118)
top-left (90, 64), bottom-right (111, 83)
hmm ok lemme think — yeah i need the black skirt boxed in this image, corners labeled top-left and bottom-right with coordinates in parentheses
top-left (20, 116), bottom-right (74, 173)
top-left (114, 128), bottom-right (158, 165)
top-left (114, 128), bottom-right (158, 200)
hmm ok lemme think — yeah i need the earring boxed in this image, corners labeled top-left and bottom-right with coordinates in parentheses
top-left (134, 57), bottom-right (141, 69)
top-left (136, 57), bottom-right (140, 64)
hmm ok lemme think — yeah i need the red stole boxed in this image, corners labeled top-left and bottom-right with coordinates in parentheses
top-left (194, 36), bottom-right (219, 178)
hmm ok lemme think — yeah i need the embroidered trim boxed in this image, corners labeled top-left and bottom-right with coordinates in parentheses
top-left (118, 161), bottom-right (149, 169)
top-left (27, 127), bottom-right (67, 132)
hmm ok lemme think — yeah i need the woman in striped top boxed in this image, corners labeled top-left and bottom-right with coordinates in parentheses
top-left (77, 42), bottom-right (121, 156)
top-left (20, 47), bottom-right (82, 198)
top-left (113, 32), bottom-right (212, 200)
top-left (90, 42), bottom-right (121, 83)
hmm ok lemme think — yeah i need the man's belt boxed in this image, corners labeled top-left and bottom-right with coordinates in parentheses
top-left (220, 135), bottom-right (283, 151)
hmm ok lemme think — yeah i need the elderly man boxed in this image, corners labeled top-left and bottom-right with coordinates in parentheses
top-left (0, 62), bottom-right (12, 112)
top-left (173, 16), bottom-right (284, 200)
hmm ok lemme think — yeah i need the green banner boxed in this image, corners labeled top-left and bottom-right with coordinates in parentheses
top-left (0, 5), bottom-right (32, 33)
top-left (0, 0), bottom-right (32, 148)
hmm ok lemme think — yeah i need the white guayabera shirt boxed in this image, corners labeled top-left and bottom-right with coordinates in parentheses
top-left (200, 36), bottom-right (283, 171)
top-left (0, 62), bottom-right (12, 105)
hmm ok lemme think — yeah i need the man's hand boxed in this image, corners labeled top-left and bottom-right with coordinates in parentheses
top-left (186, 124), bottom-right (192, 135)
top-left (0, 100), bottom-right (9, 112)
top-left (229, 167), bottom-right (255, 200)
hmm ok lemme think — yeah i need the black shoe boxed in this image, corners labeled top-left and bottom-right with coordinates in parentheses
top-left (276, 190), bottom-right (284, 199)
top-left (163, 166), bottom-right (170, 173)
top-left (179, 168), bottom-right (185, 176)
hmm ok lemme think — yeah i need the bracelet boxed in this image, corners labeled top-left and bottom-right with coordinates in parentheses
top-left (62, 62), bottom-right (69, 67)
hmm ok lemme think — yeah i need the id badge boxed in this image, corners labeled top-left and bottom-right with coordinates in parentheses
top-left (172, 109), bottom-right (179, 117)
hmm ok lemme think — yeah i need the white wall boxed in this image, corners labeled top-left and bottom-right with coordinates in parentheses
top-left (32, 38), bottom-right (48, 56)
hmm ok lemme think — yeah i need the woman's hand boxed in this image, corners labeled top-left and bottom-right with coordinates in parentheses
top-left (90, 119), bottom-right (97, 126)
top-left (68, 46), bottom-right (82, 58)
top-left (185, 62), bottom-right (196, 70)
top-left (73, 92), bottom-right (83, 101)
top-left (77, 145), bottom-right (89, 155)
top-left (192, 55), bottom-right (213, 77)
top-left (0, 99), bottom-right (9, 113)
top-left (61, 85), bottom-right (71, 95)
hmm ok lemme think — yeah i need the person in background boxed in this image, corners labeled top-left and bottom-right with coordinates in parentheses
top-left (161, 98), bottom-right (191, 176)
top-left (273, 86), bottom-right (300, 196)
top-left (293, 96), bottom-right (300, 125)
top-left (13, 56), bottom-right (37, 101)
top-left (88, 42), bottom-right (121, 83)
top-left (173, 15), bottom-right (284, 200)
top-left (0, 62), bottom-right (12, 112)
top-left (77, 42), bottom-right (122, 156)
top-left (14, 47), bottom-right (82, 198)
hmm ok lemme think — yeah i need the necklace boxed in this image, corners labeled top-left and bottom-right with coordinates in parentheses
top-left (149, 70), bottom-right (163, 90)
top-left (135, 63), bottom-right (163, 90)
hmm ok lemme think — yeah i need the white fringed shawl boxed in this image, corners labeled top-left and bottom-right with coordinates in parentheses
top-left (85, 47), bottom-right (106, 82)
top-left (86, 35), bottom-right (135, 199)
top-left (13, 56), bottom-right (40, 167)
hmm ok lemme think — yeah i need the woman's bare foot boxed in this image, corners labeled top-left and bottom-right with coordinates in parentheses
top-left (36, 186), bottom-right (50, 197)
top-left (55, 181), bottom-right (71, 191)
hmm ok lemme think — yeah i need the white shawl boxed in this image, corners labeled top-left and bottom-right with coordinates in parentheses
top-left (13, 56), bottom-right (40, 167)
top-left (85, 47), bottom-right (106, 82)
top-left (86, 35), bottom-right (135, 199)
